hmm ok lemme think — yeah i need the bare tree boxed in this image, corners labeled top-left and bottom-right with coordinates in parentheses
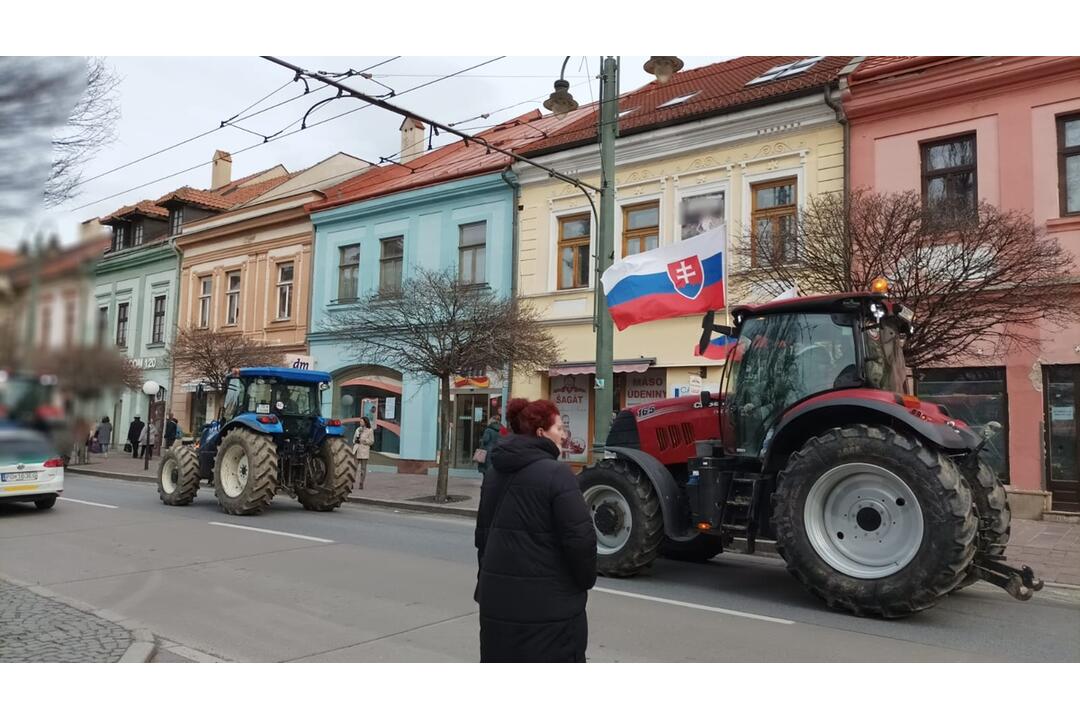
top-left (165, 327), bottom-right (284, 394)
top-left (322, 268), bottom-right (561, 502)
top-left (734, 190), bottom-right (1080, 367)
top-left (0, 57), bottom-right (120, 217)
top-left (37, 345), bottom-right (144, 400)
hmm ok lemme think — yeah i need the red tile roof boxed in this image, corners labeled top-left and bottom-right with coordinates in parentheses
top-left (0, 249), bottom-right (18, 271)
top-left (520, 56), bottom-right (854, 156)
top-left (310, 108), bottom-right (592, 212)
top-left (155, 186), bottom-right (235, 211)
top-left (5, 236), bottom-right (112, 288)
top-left (849, 56), bottom-right (955, 83)
top-left (99, 200), bottom-right (169, 222)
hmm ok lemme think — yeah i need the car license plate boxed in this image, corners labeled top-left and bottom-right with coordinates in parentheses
top-left (1, 471), bottom-right (39, 483)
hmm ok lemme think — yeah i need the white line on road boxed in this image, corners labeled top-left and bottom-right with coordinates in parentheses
top-left (208, 521), bottom-right (334, 544)
top-left (58, 497), bottom-right (119, 509)
top-left (594, 586), bottom-right (795, 625)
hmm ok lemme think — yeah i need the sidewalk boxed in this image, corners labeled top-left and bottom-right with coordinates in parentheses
top-left (68, 455), bottom-right (1079, 585)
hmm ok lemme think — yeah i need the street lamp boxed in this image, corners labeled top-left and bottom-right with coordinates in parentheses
top-left (141, 380), bottom-right (160, 470)
top-left (546, 56), bottom-right (682, 457)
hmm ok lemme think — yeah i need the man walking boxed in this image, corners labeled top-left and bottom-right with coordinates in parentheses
top-left (164, 414), bottom-right (178, 449)
top-left (127, 416), bottom-right (144, 459)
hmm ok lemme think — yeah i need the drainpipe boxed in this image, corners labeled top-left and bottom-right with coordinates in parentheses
top-left (824, 58), bottom-right (861, 290)
top-left (500, 169), bottom-right (520, 411)
top-left (167, 234), bottom-right (182, 428)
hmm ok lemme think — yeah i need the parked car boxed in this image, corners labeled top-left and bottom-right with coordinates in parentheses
top-left (0, 428), bottom-right (64, 510)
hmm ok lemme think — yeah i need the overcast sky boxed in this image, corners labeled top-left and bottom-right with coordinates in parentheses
top-left (1, 56), bottom-right (730, 250)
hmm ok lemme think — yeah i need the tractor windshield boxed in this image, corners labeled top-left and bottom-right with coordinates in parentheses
top-left (727, 312), bottom-right (858, 457)
top-left (244, 378), bottom-right (320, 416)
top-left (862, 316), bottom-right (908, 394)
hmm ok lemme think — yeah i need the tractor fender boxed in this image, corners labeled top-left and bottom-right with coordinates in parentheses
top-left (604, 446), bottom-right (697, 541)
top-left (761, 397), bottom-right (981, 474)
top-left (222, 414), bottom-right (283, 437)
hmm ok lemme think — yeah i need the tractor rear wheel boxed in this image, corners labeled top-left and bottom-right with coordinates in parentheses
top-left (296, 437), bottom-right (354, 512)
top-left (213, 429), bottom-right (278, 516)
top-left (579, 459), bottom-right (664, 577)
top-left (772, 424), bottom-right (977, 618)
top-left (954, 459), bottom-right (1011, 591)
top-left (158, 445), bottom-right (201, 506)
top-left (659, 534), bottom-right (724, 563)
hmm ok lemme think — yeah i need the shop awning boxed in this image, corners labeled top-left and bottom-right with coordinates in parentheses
top-left (548, 359), bottom-right (654, 377)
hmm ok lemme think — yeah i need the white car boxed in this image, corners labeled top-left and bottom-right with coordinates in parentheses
top-left (0, 428), bottom-right (64, 510)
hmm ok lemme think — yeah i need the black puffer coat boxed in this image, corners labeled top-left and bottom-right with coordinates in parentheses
top-left (474, 434), bottom-right (597, 662)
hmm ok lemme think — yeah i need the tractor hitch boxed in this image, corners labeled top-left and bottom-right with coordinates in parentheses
top-left (971, 556), bottom-right (1044, 601)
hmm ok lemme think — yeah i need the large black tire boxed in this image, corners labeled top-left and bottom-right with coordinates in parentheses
top-left (772, 424), bottom-right (977, 618)
top-left (213, 429), bottom-right (278, 516)
top-left (578, 459), bottom-right (664, 577)
top-left (296, 437), bottom-right (355, 512)
top-left (659, 534), bottom-right (725, 563)
top-left (157, 445), bottom-right (201, 506)
top-left (954, 459), bottom-right (1011, 590)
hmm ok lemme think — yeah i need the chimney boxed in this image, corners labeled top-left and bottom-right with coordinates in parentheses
top-left (211, 149), bottom-right (233, 190)
top-left (399, 117), bottom-right (425, 164)
top-left (80, 218), bottom-right (106, 242)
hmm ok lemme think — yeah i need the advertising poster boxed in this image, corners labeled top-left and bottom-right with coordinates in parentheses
top-left (551, 375), bottom-right (590, 462)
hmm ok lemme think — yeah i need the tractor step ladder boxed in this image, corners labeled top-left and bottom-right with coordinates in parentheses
top-left (721, 475), bottom-right (762, 554)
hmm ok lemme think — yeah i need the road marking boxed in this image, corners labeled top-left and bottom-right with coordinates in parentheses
top-left (58, 497), bottom-right (119, 509)
top-left (594, 586), bottom-right (795, 625)
top-left (208, 521), bottom-right (334, 544)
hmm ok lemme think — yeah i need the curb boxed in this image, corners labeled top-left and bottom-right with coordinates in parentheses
top-left (346, 495), bottom-right (479, 518)
top-left (68, 467), bottom-right (156, 484)
top-left (0, 571), bottom-right (156, 663)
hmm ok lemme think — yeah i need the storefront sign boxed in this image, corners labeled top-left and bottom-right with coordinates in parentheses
top-left (286, 354), bottom-right (315, 370)
top-left (129, 358), bottom-right (158, 369)
top-left (625, 369), bottom-right (667, 407)
top-left (551, 375), bottom-right (589, 463)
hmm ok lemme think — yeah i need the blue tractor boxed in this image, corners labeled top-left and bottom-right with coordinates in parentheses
top-left (156, 368), bottom-right (355, 515)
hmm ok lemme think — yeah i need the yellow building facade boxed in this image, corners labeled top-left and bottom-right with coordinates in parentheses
top-left (511, 92), bottom-right (844, 462)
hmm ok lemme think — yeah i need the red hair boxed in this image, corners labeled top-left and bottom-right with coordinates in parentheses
top-left (506, 397), bottom-right (560, 436)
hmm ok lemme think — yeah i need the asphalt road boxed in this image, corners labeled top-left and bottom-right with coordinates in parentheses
top-left (2, 472), bottom-right (1077, 662)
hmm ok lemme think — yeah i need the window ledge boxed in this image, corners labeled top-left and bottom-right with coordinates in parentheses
top-left (1046, 215), bottom-right (1080, 233)
top-left (146, 342), bottom-right (165, 349)
top-left (270, 317), bottom-right (293, 324)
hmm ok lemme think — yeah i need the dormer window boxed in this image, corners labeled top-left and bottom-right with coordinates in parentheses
top-left (134, 223), bottom-right (144, 246)
top-left (170, 207), bottom-right (184, 236)
top-left (114, 225), bottom-right (126, 250)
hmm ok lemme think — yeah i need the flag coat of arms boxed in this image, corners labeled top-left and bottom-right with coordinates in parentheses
top-left (601, 226), bottom-right (726, 331)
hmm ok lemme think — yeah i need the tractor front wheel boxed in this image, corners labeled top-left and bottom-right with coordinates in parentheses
top-left (772, 424), bottom-right (977, 618)
top-left (213, 429), bottom-right (278, 516)
top-left (296, 437), bottom-right (354, 512)
top-left (578, 459), bottom-right (664, 577)
top-left (158, 445), bottom-right (201, 506)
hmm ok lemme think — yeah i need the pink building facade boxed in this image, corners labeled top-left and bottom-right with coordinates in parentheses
top-left (845, 56), bottom-right (1080, 517)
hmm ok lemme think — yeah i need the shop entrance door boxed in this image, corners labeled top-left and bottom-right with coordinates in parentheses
top-left (1045, 365), bottom-right (1080, 511)
top-left (453, 394), bottom-right (486, 469)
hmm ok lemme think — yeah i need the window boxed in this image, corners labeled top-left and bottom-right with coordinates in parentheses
top-left (114, 226), bottom-right (126, 251)
top-left (338, 244), bottom-right (360, 301)
top-left (64, 300), bottom-right (76, 347)
top-left (746, 57), bottom-right (824, 86)
top-left (680, 190), bottom-right (725, 240)
top-left (1059, 113), bottom-right (1080, 216)
top-left (276, 263), bottom-right (294, 320)
top-left (198, 277), bottom-right (212, 328)
top-left (96, 306), bottom-right (109, 346)
top-left (116, 302), bottom-right (129, 347)
top-left (39, 306), bottom-right (51, 348)
top-left (751, 177), bottom-right (798, 266)
top-left (621, 202), bottom-right (659, 257)
top-left (133, 223), bottom-right (144, 246)
top-left (170, 207), bottom-right (183, 236)
top-left (916, 367), bottom-right (1009, 482)
top-left (657, 92), bottom-right (700, 109)
top-left (151, 295), bottom-right (166, 344)
top-left (225, 271), bottom-right (241, 325)
top-left (379, 237), bottom-right (404, 294)
top-left (458, 222), bottom-right (487, 285)
top-left (557, 214), bottom-right (591, 289)
top-left (921, 133), bottom-right (977, 223)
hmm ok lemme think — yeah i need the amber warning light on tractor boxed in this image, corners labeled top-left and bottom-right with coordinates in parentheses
top-left (871, 277), bottom-right (890, 294)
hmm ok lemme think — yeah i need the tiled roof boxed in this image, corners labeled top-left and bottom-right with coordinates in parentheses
top-left (849, 56), bottom-right (952, 83)
top-left (99, 200), bottom-right (169, 222)
top-left (0, 249), bottom-right (17, 271)
top-left (215, 172), bottom-right (294, 206)
top-left (155, 186), bottom-right (234, 211)
top-left (5, 236), bottom-right (112, 288)
top-left (520, 55), bottom-right (854, 156)
top-left (310, 108), bottom-right (592, 212)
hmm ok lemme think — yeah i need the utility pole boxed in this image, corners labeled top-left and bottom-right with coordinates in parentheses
top-left (593, 57), bottom-right (619, 454)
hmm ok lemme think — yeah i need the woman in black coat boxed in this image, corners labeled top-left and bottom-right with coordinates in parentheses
top-left (474, 397), bottom-right (597, 662)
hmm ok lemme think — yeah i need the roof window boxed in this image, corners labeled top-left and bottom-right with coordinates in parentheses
top-left (746, 56), bottom-right (824, 86)
top-left (656, 91), bottom-right (700, 109)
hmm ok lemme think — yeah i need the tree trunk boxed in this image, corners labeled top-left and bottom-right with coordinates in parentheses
top-left (435, 374), bottom-right (451, 503)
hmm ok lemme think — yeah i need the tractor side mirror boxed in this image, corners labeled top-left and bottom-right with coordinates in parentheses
top-left (698, 311), bottom-right (715, 355)
top-left (700, 390), bottom-right (712, 406)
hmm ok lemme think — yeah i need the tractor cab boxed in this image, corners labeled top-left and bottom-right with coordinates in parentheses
top-left (713, 292), bottom-right (913, 459)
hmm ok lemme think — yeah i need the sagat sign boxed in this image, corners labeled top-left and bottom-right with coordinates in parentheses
top-left (666, 255), bottom-right (704, 300)
top-left (286, 354), bottom-right (315, 371)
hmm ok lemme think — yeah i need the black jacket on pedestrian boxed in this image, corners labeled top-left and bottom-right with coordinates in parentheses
top-left (164, 419), bottom-right (178, 442)
top-left (474, 434), bottom-right (597, 662)
top-left (127, 419), bottom-right (144, 444)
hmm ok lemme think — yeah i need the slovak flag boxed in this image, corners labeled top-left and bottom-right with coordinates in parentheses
top-left (694, 334), bottom-right (736, 360)
top-left (601, 226), bottom-right (726, 331)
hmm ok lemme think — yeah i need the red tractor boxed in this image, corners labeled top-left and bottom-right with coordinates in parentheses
top-left (578, 290), bottom-right (1042, 617)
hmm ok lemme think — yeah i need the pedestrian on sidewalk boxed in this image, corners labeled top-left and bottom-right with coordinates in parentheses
top-left (127, 416), bottom-right (144, 458)
top-left (476, 413), bottom-right (502, 474)
top-left (474, 397), bottom-right (597, 663)
top-left (94, 416), bottom-right (112, 458)
top-left (138, 421), bottom-right (159, 460)
top-left (352, 417), bottom-right (374, 491)
top-left (164, 415), bottom-right (178, 449)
